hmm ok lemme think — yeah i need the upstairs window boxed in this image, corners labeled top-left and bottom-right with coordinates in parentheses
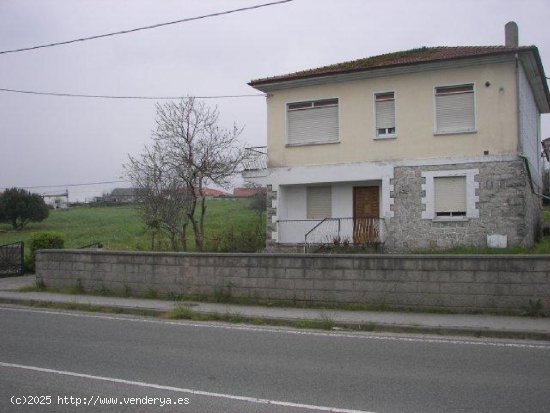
top-left (306, 186), bottom-right (332, 220)
top-left (434, 176), bottom-right (467, 217)
top-left (375, 92), bottom-right (396, 137)
top-left (287, 99), bottom-right (339, 145)
top-left (435, 84), bottom-right (475, 134)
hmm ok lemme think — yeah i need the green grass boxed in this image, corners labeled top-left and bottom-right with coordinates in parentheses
top-left (544, 206), bottom-right (550, 225)
top-left (1, 201), bottom-right (547, 256)
top-left (0, 199), bottom-right (263, 253)
top-left (166, 305), bottom-right (337, 329)
top-left (166, 305), bottom-right (245, 323)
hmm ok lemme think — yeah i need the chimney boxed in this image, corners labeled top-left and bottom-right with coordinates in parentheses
top-left (505, 21), bottom-right (518, 48)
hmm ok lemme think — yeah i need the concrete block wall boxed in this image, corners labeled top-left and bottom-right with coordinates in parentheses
top-left (36, 250), bottom-right (550, 314)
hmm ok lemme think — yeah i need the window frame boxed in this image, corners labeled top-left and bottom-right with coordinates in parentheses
top-left (433, 83), bottom-right (477, 135)
top-left (421, 169), bottom-right (479, 221)
top-left (373, 90), bottom-right (397, 139)
top-left (285, 97), bottom-right (340, 147)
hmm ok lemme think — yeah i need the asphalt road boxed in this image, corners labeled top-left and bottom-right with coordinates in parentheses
top-left (0, 305), bottom-right (549, 413)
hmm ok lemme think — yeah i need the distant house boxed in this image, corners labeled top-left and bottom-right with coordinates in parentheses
top-left (199, 187), bottom-right (229, 198)
top-left (104, 188), bottom-right (136, 203)
top-left (245, 22), bottom-right (549, 252)
top-left (233, 187), bottom-right (266, 198)
top-left (42, 191), bottom-right (69, 209)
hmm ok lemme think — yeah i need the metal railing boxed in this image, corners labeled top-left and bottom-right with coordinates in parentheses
top-left (78, 241), bottom-right (103, 249)
top-left (277, 217), bottom-right (386, 252)
top-left (242, 146), bottom-right (267, 171)
top-left (0, 241), bottom-right (24, 276)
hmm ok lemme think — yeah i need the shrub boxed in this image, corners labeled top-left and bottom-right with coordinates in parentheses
top-left (28, 231), bottom-right (65, 272)
top-left (0, 187), bottom-right (49, 230)
top-left (212, 225), bottom-right (265, 253)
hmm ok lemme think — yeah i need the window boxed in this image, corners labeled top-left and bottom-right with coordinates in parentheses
top-left (421, 169), bottom-right (479, 220)
top-left (434, 176), bottom-right (467, 217)
top-left (287, 99), bottom-right (339, 145)
top-left (375, 92), bottom-right (396, 137)
top-left (435, 84), bottom-right (475, 134)
top-left (307, 186), bottom-right (332, 219)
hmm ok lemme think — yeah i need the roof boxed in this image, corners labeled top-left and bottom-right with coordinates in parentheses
top-left (200, 187), bottom-right (228, 197)
top-left (233, 187), bottom-right (266, 197)
top-left (110, 188), bottom-right (135, 197)
top-left (249, 46), bottom-right (537, 86)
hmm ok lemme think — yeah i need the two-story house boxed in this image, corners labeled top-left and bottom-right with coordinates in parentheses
top-left (245, 22), bottom-right (549, 252)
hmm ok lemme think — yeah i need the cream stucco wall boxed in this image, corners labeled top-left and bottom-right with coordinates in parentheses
top-left (266, 60), bottom-right (518, 168)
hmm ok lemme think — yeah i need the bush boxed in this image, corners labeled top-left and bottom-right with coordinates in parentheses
top-left (28, 231), bottom-right (65, 272)
top-left (211, 225), bottom-right (265, 253)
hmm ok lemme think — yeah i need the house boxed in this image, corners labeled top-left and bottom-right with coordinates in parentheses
top-left (199, 187), bottom-right (229, 198)
top-left (233, 187), bottom-right (266, 198)
top-left (245, 22), bottom-right (549, 252)
top-left (104, 188), bottom-right (136, 203)
top-left (42, 191), bottom-right (69, 209)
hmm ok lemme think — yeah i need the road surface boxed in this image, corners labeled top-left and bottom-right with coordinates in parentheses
top-left (1, 305), bottom-right (549, 412)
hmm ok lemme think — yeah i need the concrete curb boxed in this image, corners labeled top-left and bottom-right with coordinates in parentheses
top-left (1, 296), bottom-right (549, 342)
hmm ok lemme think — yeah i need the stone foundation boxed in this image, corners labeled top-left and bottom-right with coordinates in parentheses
top-left (386, 159), bottom-right (541, 252)
top-left (266, 184), bottom-right (278, 251)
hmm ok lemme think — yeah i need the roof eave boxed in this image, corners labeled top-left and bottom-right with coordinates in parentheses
top-left (517, 48), bottom-right (550, 113)
top-left (250, 53), bottom-right (520, 93)
top-left (249, 48), bottom-right (534, 90)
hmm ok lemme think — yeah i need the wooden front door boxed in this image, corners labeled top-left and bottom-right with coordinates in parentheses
top-left (353, 186), bottom-right (380, 244)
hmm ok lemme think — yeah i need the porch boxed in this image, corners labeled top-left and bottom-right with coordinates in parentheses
top-left (274, 180), bottom-right (390, 249)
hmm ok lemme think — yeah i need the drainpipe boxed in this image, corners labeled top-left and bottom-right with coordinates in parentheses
top-left (519, 154), bottom-right (550, 201)
top-left (515, 52), bottom-right (522, 155)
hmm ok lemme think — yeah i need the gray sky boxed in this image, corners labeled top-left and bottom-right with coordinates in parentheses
top-left (0, 0), bottom-right (549, 200)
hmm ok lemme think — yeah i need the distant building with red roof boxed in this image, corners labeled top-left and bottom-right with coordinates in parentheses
top-left (233, 187), bottom-right (266, 198)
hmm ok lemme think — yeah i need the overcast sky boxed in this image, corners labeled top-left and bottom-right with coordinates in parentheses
top-left (0, 0), bottom-right (548, 200)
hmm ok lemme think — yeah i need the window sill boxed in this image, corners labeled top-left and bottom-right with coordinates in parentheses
top-left (285, 141), bottom-right (340, 148)
top-left (434, 130), bottom-right (477, 136)
top-left (432, 216), bottom-right (469, 222)
top-left (374, 135), bottom-right (397, 140)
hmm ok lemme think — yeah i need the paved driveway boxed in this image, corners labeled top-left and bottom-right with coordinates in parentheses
top-left (0, 275), bottom-right (34, 291)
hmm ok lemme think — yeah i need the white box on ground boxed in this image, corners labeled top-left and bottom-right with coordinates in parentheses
top-left (487, 234), bottom-right (507, 248)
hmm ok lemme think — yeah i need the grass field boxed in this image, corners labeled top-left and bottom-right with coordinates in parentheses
top-left (1, 202), bottom-right (549, 255)
top-left (0, 199), bottom-right (264, 253)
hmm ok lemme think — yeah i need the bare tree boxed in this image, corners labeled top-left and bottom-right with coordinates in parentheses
top-left (127, 97), bottom-right (244, 251)
top-left (151, 98), bottom-right (244, 251)
top-left (125, 142), bottom-right (191, 251)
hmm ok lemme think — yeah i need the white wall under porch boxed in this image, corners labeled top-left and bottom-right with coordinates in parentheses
top-left (277, 180), bottom-right (383, 244)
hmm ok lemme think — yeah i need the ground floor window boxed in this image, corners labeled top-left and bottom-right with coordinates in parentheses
top-left (421, 169), bottom-right (479, 220)
top-left (306, 186), bottom-right (332, 219)
top-left (434, 176), bottom-right (467, 217)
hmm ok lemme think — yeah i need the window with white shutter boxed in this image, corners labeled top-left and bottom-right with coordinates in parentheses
top-left (435, 84), bottom-right (475, 134)
top-left (434, 176), bottom-right (467, 217)
top-left (287, 99), bottom-right (339, 145)
top-left (307, 186), bottom-right (332, 219)
top-left (375, 92), bottom-right (396, 137)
